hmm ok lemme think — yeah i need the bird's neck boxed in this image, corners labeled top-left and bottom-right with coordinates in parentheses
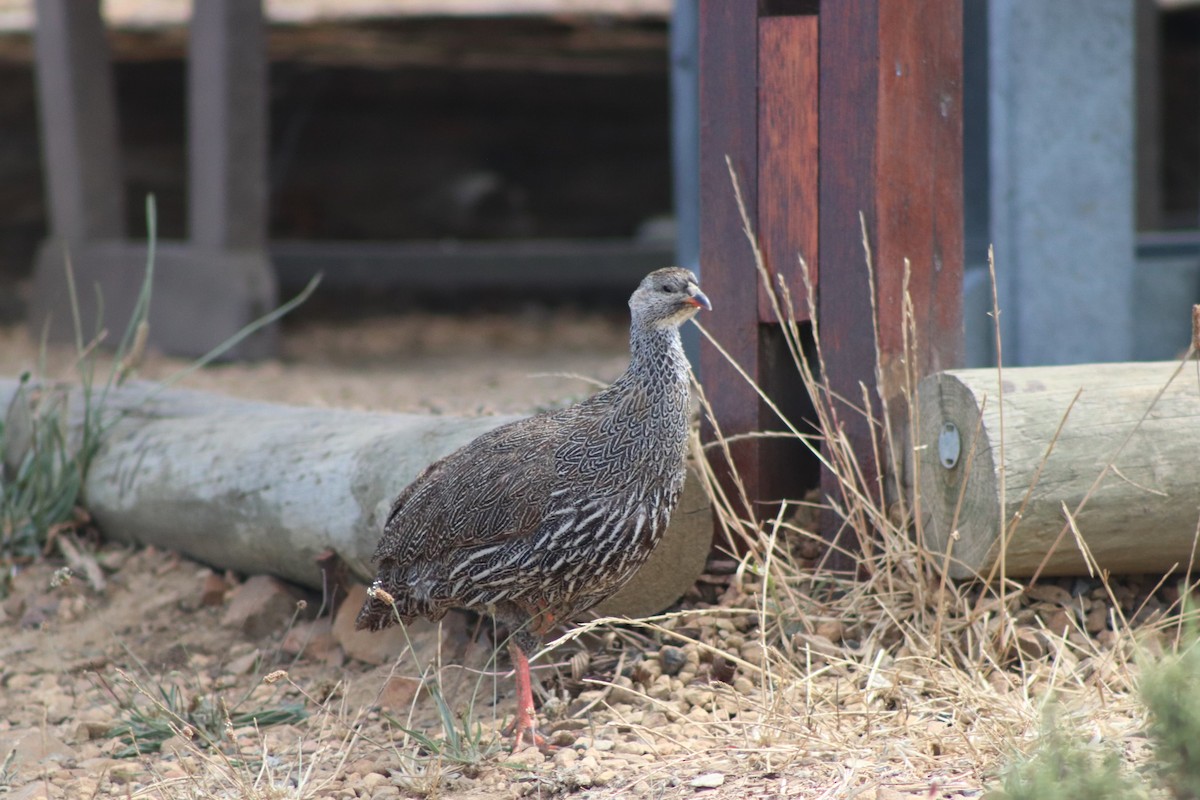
top-left (625, 323), bottom-right (689, 388)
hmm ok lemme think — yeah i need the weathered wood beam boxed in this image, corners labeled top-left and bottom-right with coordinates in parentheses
top-left (271, 239), bottom-right (674, 294)
top-left (757, 14), bottom-right (817, 324)
top-left (188, 0), bottom-right (269, 250)
top-left (915, 361), bottom-right (1199, 579)
top-left (0, 380), bottom-right (711, 616)
top-left (818, 0), bottom-right (963, 558)
top-left (31, 0), bottom-right (124, 243)
top-left (697, 0), bottom-right (764, 526)
top-left (30, 0), bottom-right (278, 359)
top-left (697, 2), bottom-right (818, 535)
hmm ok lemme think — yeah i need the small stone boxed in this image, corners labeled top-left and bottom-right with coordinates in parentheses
top-left (72, 720), bottom-right (111, 743)
top-left (608, 675), bottom-right (639, 704)
top-left (658, 645), bottom-right (688, 676)
top-left (554, 746), bottom-right (579, 767)
top-left (1133, 595), bottom-right (1166, 627)
top-left (1041, 608), bottom-right (1073, 637)
top-left (160, 734), bottom-right (194, 757)
top-left (707, 653), bottom-right (735, 684)
top-left (739, 641), bottom-right (767, 667)
top-left (377, 676), bottom-right (424, 710)
top-left (221, 575), bottom-right (305, 638)
top-left (362, 772), bottom-right (388, 790)
top-left (1085, 605), bottom-right (1110, 634)
top-left (594, 769), bottom-right (617, 787)
top-left (549, 729), bottom-right (577, 748)
top-left (199, 571), bottom-right (229, 607)
top-left (227, 649), bottom-right (262, 675)
top-left (1014, 629), bottom-right (1048, 660)
top-left (590, 738), bottom-right (615, 752)
top-left (792, 632), bottom-right (840, 661)
top-left (0, 728), bottom-right (77, 763)
top-left (690, 772), bottom-right (726, 788)
top-left (507, 744), bottom-right (546, 767)
top-left (45, 693), bottom-right (75, 724)
top-left (647, 674), bottom-right (674, 700)
top-left (632, 658), bottom-right (661, 685)
top-left (349, 757), bottom-right (379, 775)
top-left (815, 619), bottom-right (843, 643)
top-left (1, 591), bottom-right (27, 619)
top-left (96, 547), bottom-right (132, 572)
top-left (683, 687), bottom-right (715, 708)
top-left (1025, 583), bottom-right (1073, 606)
top-left (5, 784), bottom-right (52, 800)
top-left (282, 617), bottom-right (338, 660)
top-left (19, 593), bottom-right (59, 628)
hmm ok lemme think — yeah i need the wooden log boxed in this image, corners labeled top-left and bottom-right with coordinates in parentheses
top-left (913, 361), bottom-right (1200, 579)
top-left (0, 380), bottom-right (712, 616)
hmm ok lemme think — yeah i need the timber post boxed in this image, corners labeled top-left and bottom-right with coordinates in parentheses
top-left (698, 1), bottom-right (964, 562)
top-left (29, 0), bottom-right (278, 359)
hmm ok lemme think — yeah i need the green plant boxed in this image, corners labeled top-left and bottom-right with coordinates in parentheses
top-left (386, 680), bottom-right (502, 770)
top-left (100, 670), bottom-right (307, 759)
top-left (1144, 629), bottom-right (1200, 798)
top-left (0, 373), bottom-right (81, 563)
top-left (986, 711), bottom-right (1150, 800)
top-left (0, 198), bottom-right (156, 573)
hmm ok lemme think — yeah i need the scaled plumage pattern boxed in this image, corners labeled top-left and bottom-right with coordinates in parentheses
top-left (356, 267), bottom-right (710, 749)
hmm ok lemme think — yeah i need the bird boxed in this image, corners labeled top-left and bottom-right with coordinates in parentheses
top-left (355, 267), bottom-right (710, 750)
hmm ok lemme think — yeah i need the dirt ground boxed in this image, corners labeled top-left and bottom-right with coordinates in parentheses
top-left (0, 306), bottom-right (1114, 799)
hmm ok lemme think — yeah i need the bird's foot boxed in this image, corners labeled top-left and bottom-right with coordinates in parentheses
top-left (504, 712), bottom-right (551, 753)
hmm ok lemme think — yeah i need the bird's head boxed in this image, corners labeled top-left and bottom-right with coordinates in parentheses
top-left (629, 267), bottom-right (711, 330)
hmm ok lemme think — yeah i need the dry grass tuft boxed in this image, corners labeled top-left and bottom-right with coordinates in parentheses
top-left (549, 167), bottom-right (1200, 796)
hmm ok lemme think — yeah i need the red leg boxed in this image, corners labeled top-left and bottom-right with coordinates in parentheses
top-left (507, 641), bottom-right (543, 751)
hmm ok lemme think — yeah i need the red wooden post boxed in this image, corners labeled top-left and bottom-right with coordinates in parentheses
top-left (699, 1), bottom-right (963, 558)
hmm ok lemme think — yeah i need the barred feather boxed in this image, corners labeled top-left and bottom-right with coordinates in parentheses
top-left (355, 267), bottom-right (709, 657)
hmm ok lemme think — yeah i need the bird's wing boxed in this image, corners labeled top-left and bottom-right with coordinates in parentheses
top-left (372, 412), bottom-right (571, 569)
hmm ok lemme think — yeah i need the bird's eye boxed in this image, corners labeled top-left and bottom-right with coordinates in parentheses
top-left (659, 284), bottom-right (672, 293)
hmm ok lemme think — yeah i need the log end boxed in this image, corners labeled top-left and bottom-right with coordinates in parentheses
top-left (913, 371), bottom-right (1002, 578)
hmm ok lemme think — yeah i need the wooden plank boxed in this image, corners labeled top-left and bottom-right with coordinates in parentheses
top-left (876, 0), bottom-right (964, 383)
top-left (757, 15), bottom-right (818, 324)
top-left (698, 0), bottom-right (763, 524)
top-left (270, 238), bottom-right (675, 293)
top-left (818, 0), bottom-right (963, 561)
top-left (817, 1), bottom-right (882, 563)
top-left (32, 0), bottom-right (124, 241)
top-left (188, 0), bottom-right (268, 249)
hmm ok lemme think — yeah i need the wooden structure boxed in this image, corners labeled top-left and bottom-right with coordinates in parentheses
top-left (698, 1), bottom-right (964, 552)
top-left (915, 361), bottom-right (1200, 579)
top-left (30, 0), bottom-right (277, 358)
top-left (26, 1), bottom-right (675, 359)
